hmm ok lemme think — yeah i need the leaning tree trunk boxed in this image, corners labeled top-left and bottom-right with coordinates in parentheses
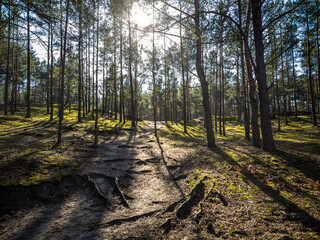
top-left (194, 0), bottom-right (215, 149)
top-left (251, 0), bottom-right (276, 152)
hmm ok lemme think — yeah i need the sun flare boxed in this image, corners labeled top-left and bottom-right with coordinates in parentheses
top-left (131, 5), bottom-right (153, 28)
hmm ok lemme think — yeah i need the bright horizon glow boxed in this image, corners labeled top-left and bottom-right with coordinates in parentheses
top-left (131, 4), bottom-right (153, 28)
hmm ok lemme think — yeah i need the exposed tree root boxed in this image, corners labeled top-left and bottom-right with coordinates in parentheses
top-left (94, 209), bottom-right (161, 227)
top-left (127, 169), bottom-right (152, 174)
top-left (163, 198), bottom-right (185, 213)
top-left (117, 145), bottom-right (135, 148)
top-left (204, 181), bottom-right (215, 201)
top-left (87, 173), bottom-right (132, 208)
top-left (161, 217), bottom-right (172, 234)
top-left (193, 203), bottom-right (203, 233)
top-left (87, 176), bottom-right (111, 206)
top-left (176, 176), bottom-right (207, 219)
top-left (114, 177), bottom-right (130, 208)
top-left (215, 187), bottom-right (228, 206)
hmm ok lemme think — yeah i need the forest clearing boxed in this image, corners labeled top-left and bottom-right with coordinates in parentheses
top-left (1, 0), bottom-right (320, 239)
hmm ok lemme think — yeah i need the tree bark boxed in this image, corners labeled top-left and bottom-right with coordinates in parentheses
top-left (78, 0), bottom-right (82, 123)
top-left (306, 3), bottom-right (317, 126)
top-left (238, 0), bottom-right (250, 140)
top-left (57, 0), bottom-right (70, 144)
top-left (251, 0), bottom-right (276, 152)
top-left (128, 15), bottom-right (135, 127)
top-left (5, 0), bottom-right (11, 116)
top-left (26, 0), bottom-right (31, 118)
top-left (194, 0), bottom-right (215, 148)
top-left (94, 2), bottom-right (99, 146)
top-left (180, 0), bottom-right (187, 133)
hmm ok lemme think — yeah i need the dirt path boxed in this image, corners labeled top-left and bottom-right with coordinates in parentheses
top-left (0, 122), bottom-right (183, 239)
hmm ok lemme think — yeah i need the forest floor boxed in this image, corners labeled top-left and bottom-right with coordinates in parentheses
top-left (0, 107), bottom-right (320, 239)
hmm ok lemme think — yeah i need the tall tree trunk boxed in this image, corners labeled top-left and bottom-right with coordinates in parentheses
top-left (113, 17), bottom-right (118, 120)
top-left (317, 0), bottom-right (320, 113)
top-left (236, 55), bottom-right (241, 122)
top-left (11, 13), bottom-right (15, 115)
top-left (120, 20), bottom-right (124, 122)
top-left (194, 0), bottom-right (215, 148)
top-left (180, 0), bottom-right (187, 133)
top-left (78, 0), bottom-right (82, 122)
top-left (292, 48), bottom-right (298, 118)
top-left (306, 3), bottom-right (317, 126)
top-left (26, 0), bottom-right (31, 118)
top-left (94, 2), bottom-right (99, 146)
top-left (92, 20), bottom-right (95, 121)
top-left (164, 33), bottom-right (168, 124)
top-left (57, 0), bottom-right (70, 144)
top-left (128, 15), bottom-right (135, 127)
top-left (4, 1), bottom-right (10, 116)
top-left (50, 9), bottom-right (54, 121)
top-left (280, 26), bottom-right (288, 125)
top-left (251, 0), bottom-right (276, 152)
top-left (47, 19), bottom-right (50, 115)
top-left (238, 0), bottom-right (250, 140)
top-left (244, 36), bottom-right (261, 147)
top-left (88, 29), bottom-right (91, 114)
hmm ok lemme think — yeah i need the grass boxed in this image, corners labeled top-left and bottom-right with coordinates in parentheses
top-left (158, 115), bottom-right (320, 235)
top-left (0, 106), bottom-right (140, 186)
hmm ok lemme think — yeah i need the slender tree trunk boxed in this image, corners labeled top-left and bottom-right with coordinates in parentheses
top-left (236, 55), bottom-right (241, 122)
top-left (88, 29), bottom-right (91, 114)
top-left (164, 33), bottom-right (168, 124)
top-left (26, 0), bottom-right (31, 117)
top-left (317, 0), bottom-right (320, 113)
top-left (152, 4), bottom-right (157, 136)
top-left (252, 0), bottom-right (276, 152)
top-left (292, 48), bottom-right (298, 118)
top-left (120, 20), bottom-right (124, 122)
top-left (11, 14), bottom-right (15, 115)
top-left (179, 0), bottom-right (187, 133)
top-left (57, 0), bottom-right (70, 144)
top-left (46, 20), bottom-right (50, 115)
top-left (113, 17), bottom-right (118, 120)
top-left (306, 3), bottom-right (317, 126)
top-left (78, 2), bottom-right (82, 122)
top-left (92, 20), bottom-right (95, 121)
top-left (50, 11), bottom-right (54, 121)
top-left (94, 3), bottom-right (99, 146)
top-left (220, 28), bottom-right (226, 136)
top-left (194, 0), bottom-right (215, 148)
top-left (280, 26), bottom-right (288, 125)
top-left (128, 15), bottom-right (135, 127)
top-left (4, 1), bottom-right (10, 116)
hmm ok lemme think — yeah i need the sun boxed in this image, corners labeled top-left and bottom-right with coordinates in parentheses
top-left (131, 4), bottom-right (153, 28)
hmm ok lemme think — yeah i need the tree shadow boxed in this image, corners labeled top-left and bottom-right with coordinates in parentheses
top-left (213, 146), bottom-right (320, 231)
